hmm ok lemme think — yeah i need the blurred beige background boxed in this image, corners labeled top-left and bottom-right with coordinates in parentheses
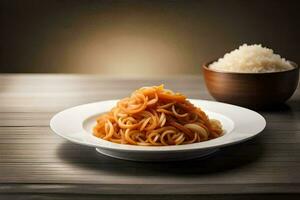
top-left (0, 0), bottom-right (299, 76)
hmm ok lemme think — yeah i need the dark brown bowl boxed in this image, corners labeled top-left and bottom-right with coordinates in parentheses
top-left (202, 61), bottom-right (299, 109)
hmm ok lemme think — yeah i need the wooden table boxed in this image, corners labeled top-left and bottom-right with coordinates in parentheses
top-left (0, 74), bottom-right (299, 200)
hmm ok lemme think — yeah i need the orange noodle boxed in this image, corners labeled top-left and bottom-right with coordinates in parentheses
top-left (93, 85), bottom-right (223, 146)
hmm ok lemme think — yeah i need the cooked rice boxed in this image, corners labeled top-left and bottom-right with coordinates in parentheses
top-left (209, 44), bottom-right (294, 73)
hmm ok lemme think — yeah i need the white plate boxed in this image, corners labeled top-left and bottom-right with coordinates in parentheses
top-left (50, 99), bottom-right (266, 161)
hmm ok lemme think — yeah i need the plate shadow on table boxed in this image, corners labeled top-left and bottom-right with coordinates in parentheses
top-left (56, 137), bottom-right (265, 176)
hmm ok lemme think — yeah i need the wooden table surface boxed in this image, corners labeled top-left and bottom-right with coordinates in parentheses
top-left (0, 74), bottom-right (299, 200)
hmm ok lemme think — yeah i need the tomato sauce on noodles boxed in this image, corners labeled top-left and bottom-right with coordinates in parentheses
top-left (93, 85), bottom-right (223, 146)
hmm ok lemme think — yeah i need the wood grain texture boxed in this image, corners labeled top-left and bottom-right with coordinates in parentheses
top-left (1, 194), bottom-right (300, 200)
top-left (0, 74), bottom-right (299, 199)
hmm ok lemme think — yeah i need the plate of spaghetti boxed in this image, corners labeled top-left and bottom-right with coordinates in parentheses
top-left (50, 85), bottom-right (266, 161)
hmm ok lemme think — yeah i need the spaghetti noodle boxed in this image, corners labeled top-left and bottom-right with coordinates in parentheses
top-left (93, 85), bottom-right (223, 146)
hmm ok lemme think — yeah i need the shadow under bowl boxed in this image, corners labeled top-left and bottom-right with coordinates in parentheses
top-left (202, 61), bottom-right (299, 109)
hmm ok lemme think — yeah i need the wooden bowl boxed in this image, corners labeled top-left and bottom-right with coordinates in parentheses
top-left (202, 61), bottom-right (299, 109)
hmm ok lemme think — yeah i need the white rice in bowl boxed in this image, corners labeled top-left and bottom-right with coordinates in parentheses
top-left (209, 44), bottom-right (294, 73)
